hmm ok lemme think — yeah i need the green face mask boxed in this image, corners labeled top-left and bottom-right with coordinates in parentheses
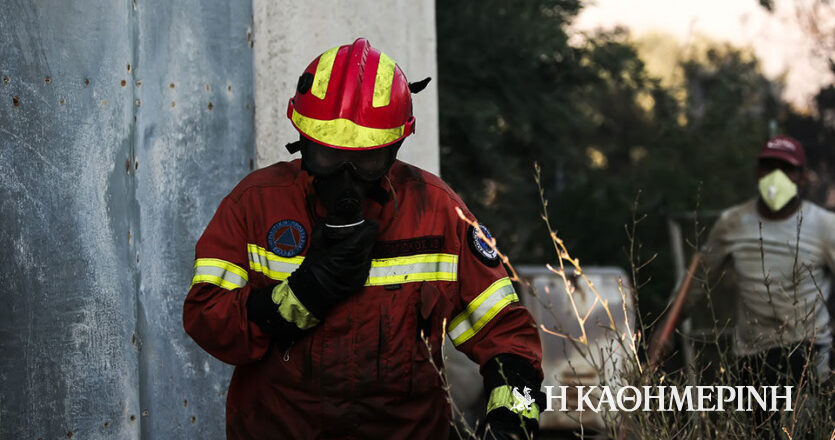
top-left (758, 169), bottom-right (797, 212)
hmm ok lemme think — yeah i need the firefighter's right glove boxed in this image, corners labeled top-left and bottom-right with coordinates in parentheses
top-left (286, 219), bottom-right (379, 320)
top-left (479, 354), bottom-right (544, 440)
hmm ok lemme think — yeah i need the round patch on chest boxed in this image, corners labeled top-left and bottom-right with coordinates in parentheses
top-left (468, 224), bottom-right (500, 267)
top-left (267, 219), bottom-right (308, 257)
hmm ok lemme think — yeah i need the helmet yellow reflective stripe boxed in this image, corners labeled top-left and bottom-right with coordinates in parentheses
top-left (311, 46), bottom-right (339, 100)
top-left (290, 108), bottom-right (406, 150)
top-left (372, 52), bottom-right (396, 108)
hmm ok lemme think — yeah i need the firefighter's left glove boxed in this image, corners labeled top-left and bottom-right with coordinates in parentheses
top-left (479, 354), bottom-right (544, 440)
top-left (286, 219), bottom-right (379, 320)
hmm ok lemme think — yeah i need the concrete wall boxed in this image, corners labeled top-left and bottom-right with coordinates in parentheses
top-left (0, 1), bottom-right (440, 438)
top-left (252, 0), bottom-right (440, 174)
top-left (0, 0), bottom-right (254, 438)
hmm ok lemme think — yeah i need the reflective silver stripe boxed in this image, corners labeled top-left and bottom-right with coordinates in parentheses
top-left (247, 244), bottom-right (303, 281)
top-left (447, 278), bottom-right (518, 346)
top-left (246, 244), bottom-right (457, 285)
top-left (366, 254), bottom-right (458, 285)
top-left (191, 258), bottom-right (249, 290)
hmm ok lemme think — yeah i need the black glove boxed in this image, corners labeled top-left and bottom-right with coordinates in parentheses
top-left (286, 218), bottom-right (378, 320)
top-left (246, 219), bottom-right (378, 347)
top-left (246, 285), bottom-right (307, 348)
top-left (479, 354), bottom-right (544, 440)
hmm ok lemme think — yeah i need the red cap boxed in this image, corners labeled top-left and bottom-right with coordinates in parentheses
top-left (758, 135), bottom-right (805, 167)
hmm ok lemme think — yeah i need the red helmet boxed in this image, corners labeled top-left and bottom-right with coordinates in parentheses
top-left (287, 38), bottom-right (415, 150)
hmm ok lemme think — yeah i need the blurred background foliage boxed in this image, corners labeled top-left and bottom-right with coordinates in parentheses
top-left (436, 0), bottom-right (835, 318)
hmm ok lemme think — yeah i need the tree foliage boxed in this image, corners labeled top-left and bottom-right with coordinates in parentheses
top-left (437, 1), bottom-right (786, 311)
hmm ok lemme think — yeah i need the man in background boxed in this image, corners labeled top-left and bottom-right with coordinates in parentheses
top-left (694, 135), bottom-right (835, 437)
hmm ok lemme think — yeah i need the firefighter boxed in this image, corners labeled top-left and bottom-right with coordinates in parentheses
top-left (184, 38), bottom-right (544, 439)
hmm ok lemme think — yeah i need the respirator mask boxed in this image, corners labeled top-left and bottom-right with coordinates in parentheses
top-left (758, 169), bottom-right (798, 212)
top-left (301, 141), bottom-right (398, 238)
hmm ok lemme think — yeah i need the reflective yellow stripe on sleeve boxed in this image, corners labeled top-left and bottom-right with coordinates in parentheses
top-left (247, 244), bottom-right (304, 281)
top-left (191, 258), bottom-right (249, 290)
top-left (447, 277), bottom-right (518, 346)
top-left (487, 385), bottom-right (540, 421)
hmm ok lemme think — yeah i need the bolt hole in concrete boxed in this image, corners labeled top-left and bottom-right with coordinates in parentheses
top-left (3, 75), bottom-right (9, 83)
top-left (227, 84), bottom-right (232, 92)
top-left (104, 422), bottom-right (110, 428)
top-left (84, 78), bottom-right (90, 86)
top-left (125, 159), bottom-right (131, 174)
top-left (207, 102), bottom-right (213, 111)
top-left (66, 431), bottom-right (73, 438)
top-left (142, 410), bottom-right (149, 416)
top-left (169, 82), bottom-right (175, 89)
top-left (59, 98), bottom-right (65, 105)
top-left (135, 160), bottom-right (139, 170)
top-left (44, 76), bottom-right (51, 84)
top-left (121, 79), bottom-right (127, 87)
top-left (191, 416), bottom-right (196, 424)
top-left (183, 399), bottom-right (188, 407)
top-left (130, 414), bottom-right (136, 422)
top-left (127, 63), bottom-right (131, 73)
top-left (13, 96), bottom-right (19, 107)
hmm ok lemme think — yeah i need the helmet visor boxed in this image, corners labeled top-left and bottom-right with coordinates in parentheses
top-left (302, 142), bottom-right (396, 180)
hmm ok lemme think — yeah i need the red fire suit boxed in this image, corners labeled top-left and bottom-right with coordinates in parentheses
top-left (184, 159), bottom-right (543, 439)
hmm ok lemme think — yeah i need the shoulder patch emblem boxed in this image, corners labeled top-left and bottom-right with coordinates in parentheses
top-left (267, 219), bottom-right (307, 257)
top-left (468, 224), bottom-right (500, 267)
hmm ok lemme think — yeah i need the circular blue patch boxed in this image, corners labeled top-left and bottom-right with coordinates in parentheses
top-left (267, 219), bottom-right (308, 257)
top-left (468, 224), bottom-right (500, 267)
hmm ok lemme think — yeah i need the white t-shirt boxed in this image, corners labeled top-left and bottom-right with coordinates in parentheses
top-left (701, 199), bottom-right (835, 356)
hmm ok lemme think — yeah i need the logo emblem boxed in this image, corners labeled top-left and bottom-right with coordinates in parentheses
top-left (767, 138), bottom-right (796, 152)
top-left (468, 224), bottom-right (500, 267)
top-left (511, 386), bottom-right (535, 412)
top-left (267, 219), bottom-right (307, 257)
